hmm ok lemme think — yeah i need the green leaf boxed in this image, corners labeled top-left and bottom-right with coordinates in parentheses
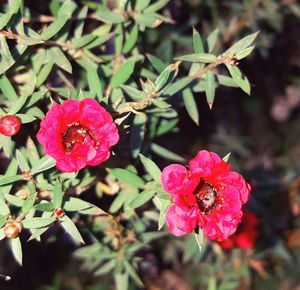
top-left (0, 41), bottom-right (27, 75)
top-left (235, 46), bottom-right (255, 60)
top-left (226, 31), bottom-right (259, 54)
top-left (120, 85), bottom-right (146, 101)
top-left (139, 154), bottom-right (161, 184)
top-left (183, 87), bottom-right (199, 125)
top-left (0, 198), bottom-right (10, 215)
top-left (155, 119), bottom-right (178, 137)
top-left (84, 33), bottom-right (114, 49)
top-left (64, 197), bottom-right (105, 215)
top-left (108, 168), bottom-right (144, 188)
top-left (36, 62), bottom-right (54, 87)
top-left (222, 152), bottom-right (231, 162)
top-left (206, 29), bottom-right (219, 53)
top-left (31, 156), bottom-right (56, 175)
top-left (163, 77), bottom-right (192, 97)
top-left (10, 237), bottom-right (22, 265)
top-left (142, 231), bottom-right (168, 243)
top-left (0, 75), bottom-right (18, 100)
top-left (0, 135), bottom-right (15, 157)
top-left (152, 98), bottom-right (170, 109)
top-left (0, 214), bottom-right (8, 228)
top-left (26, 88), bottom-right (48, 107)
top-left (0, 0), bottom-right (21, 29)
top-left (22, 193), bottom-right (37, 214)
top-left (53, 180), bottom-right (63, 209)
top-left (115, 272), bottom-right (129, 290)
top-left (146, 53), bottom-right (167, 73)
top-left (109, 191), bottom-right (126, 213)
top-left (28, 226), bottom-right (49, 241)
top-left (74, 6), bottom-right (88, 39)
top-left (94, 259), bottom-right (116, 275)
top-left (226, 64), bottom-right (251, 95)
top-left (130, 113), bottom-right (147, 158)
top-left (4, 194), bottom-right (24, 207)
top-left (204, 70), bottom-right (216, 109)
top-left (177, 53), bottom-right (216, 63)
top-left (50, 47), bottom-right (72, 73)
top-left (72, 34), bottom-right (97, 49)
top-left (0, 229), bottom-right (5, 241)
top-left (60, 215), bottom-right (84, 244)
top-left (16, 149), bottom-right (30, 171)
top-left (96, 10), bottom-right (126, 24)
top-left (193, 27), bottom-right (204, 54)
top-left (2, 158), bottom-right (18, 179)
top-left (144, 0), bottom-right (170, 13)
top-left (87, 64), bottom-right (103, 101)
top-left (194, 228), bottom-right (204, 252)
top-left (34, 202), bottom-right (55, 212)
top-left (114, 24), bottom-right (123, 55)
top-left (128, 189), bottom-right (156, 209)
top-left (216, 75), bottom-right (238, 87)
top-left (8, 95), bottom-right (29, 115)
top-left (124, 260), bottom-right (143, 287)
top-left (151, 143), bottom-right (185, 162)
top-left (15, 114), bottom-right (35, 124)
top-left (208, 276), bottom-right (217, 290)
top-left (22, 218), bottom-right (53, 229)
top-left (17, 35), bottom-right (44, 46)
top-left (135, 0), bottom-right (151, 11)
top-left (155, 62), bottom-right (180, 92)
top-left (111, 59), bottom-right (136, 88)
top-left (26, 138), bottom-right (40, 167)
top-left (0, 34), bottom-right (14, 68)
top-left (123, 25), bottom-right (139, 54)
top-left (134, 12), bottom-right (157, 27)
top-left (41, 0), bottom-right (76, 40)
top-left (0, 175), bottom-right (22, 186)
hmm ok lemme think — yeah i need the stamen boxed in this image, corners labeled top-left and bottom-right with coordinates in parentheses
top-left (193, 180), bottom-right (218, 214)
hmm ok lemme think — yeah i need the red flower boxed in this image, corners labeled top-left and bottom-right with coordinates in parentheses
top-left (37, 98), bottom-right (119, 172)
top-left (161, 150), bottom-right (251, 241)
top-left (0, 115), bottom-right (21, 136)
top-left (219, 211), bottom-right (259, 250)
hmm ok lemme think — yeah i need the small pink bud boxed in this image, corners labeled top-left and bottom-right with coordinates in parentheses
top-left (0, 115), bottom-right (21, 136)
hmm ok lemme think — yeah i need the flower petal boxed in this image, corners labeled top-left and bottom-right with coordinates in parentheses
top-left (166, 204), bottom-right (198, 236)
top-left (161, 164), bottom-right (189, 195)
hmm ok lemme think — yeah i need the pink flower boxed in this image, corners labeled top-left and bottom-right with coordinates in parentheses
top-left (161, 150), bottom-right (251, 241)
top-left (219, 211), bottom-right (259, 250)
top-left (37, 98), bottom-right (119, 172)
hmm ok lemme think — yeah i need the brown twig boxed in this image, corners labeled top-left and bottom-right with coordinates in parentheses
top-left (190, 53), bottom-right (235, 80)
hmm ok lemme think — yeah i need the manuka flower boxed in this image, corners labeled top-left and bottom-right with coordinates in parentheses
top-left (37, 98), bottom-right (119, 172)
top-left (219, 210), bottom-right (259, 250)
top-left (161, 150), bottom-right (251, 241)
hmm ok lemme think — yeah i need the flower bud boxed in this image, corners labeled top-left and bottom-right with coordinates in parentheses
top-left (3, 219), bottom-right (23, 239)
top-left (0, 115), bottom-right (21, 136)
top-left (54, 208), bottom-right (64, 218)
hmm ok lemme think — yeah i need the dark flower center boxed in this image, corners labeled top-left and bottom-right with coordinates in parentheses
top-left (193, 181), bottom-right (218, 214)
top-left (62, 123), bottom-right (93, 151)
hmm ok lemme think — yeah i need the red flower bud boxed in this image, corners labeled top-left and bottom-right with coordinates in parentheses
top-left (54, 208), bottom-right (65, 218)
top-left (0, 115), bottom-right (21, 136)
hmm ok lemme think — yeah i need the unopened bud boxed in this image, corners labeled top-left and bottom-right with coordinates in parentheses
top-left (54, 208), bottom-right (64, 218)
top-left (4, 219), bottom-right (22, 239)
top-left (0, 115), bottom-right (21, 136)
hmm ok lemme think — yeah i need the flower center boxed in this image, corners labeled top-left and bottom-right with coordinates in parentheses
top-left (62, 123), bottom-right (93, 151)
top-left (193, 181), bottom-right (218, 214)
